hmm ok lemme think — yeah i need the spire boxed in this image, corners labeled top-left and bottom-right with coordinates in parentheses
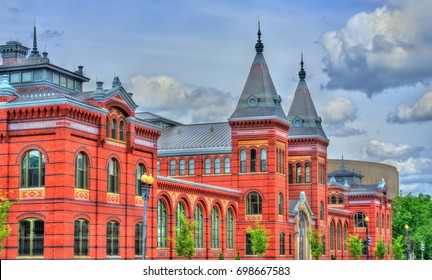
top-left (340, 155), bottom-right (346, 170)
top-left (255, 21), bottom-right (264, 53)
top-left (287, 53), bottom-right (327, 140)
top-left (29, 24), bottom-right (41, 59)
top-left (230, 24), bottom-right (286, 121)
top-left (298, 52), bottom-right (306, 80)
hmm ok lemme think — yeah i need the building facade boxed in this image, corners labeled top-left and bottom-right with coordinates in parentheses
top-left (0, 26), bottom-right (392, 260)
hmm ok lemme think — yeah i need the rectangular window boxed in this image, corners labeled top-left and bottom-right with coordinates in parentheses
top-left (22, 71), bottom-right (32, 82)
top-left (67, 78), bottom-right (74, 89)
top-left (10, 72), bottom-right (20, 83)
top-left (60, 76), bottom-right (67, 87)
top-left (53, 73), bottom-right (60, 85)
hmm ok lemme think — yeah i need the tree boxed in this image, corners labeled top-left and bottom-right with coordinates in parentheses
top-left (0, 192), bottom-right (12, 253)
top-left (308, 228), bottom-right (323, 260)
top-left (172, 211), bottom-right (197, 260)
top-left (392, 235), bottom-right (406, 260)
top-left (347, 234), bottom-right (363, 260)
top-left (246, 221), bottom-right (272, 257)
top-left (373, 239), bottom-right (386, 260)
top-left (392, 193), bottom-right (432, 260)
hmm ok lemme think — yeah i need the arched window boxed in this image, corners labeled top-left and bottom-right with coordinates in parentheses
top-left (135, 163), bottom-right (146, 195)
top-left (322, 236), bottom-right (326, 255)
top-left (280, 232), bottom-right (285, 255)
top-left (338, 194), bottom-right (344, 204)
top-left (337, 223), bottom-right (341, 250)
top-left (211, 206), bottom-right (220, 248)
top-left (305, 162), bottom-right (311, 183)
top-left (354, 212), bottom-right (366, 228)
top-left (226, 209), bottom-right (234, 249)
top-left (106, 221), bottom-right (119, 256)
top-left (157, 199), bottom-right (168, 247)
top-left (330, 222), bottom-right (335, 250)
top-left (179, 159), bottom-right (185, 176)
top-left (204, 158), bottom-right (211, 174)
top-left (176, 201), bottom-right (186, 228)
top-left (331, 195), bottom-right (337, 204)
top-left (296, 163), bottom-right (302, 183)
top-left (245, 234), bottom-right (252, 255)
top-left (135, 223), bottom-right (143, 256)
top-left (76, 152), bottom-right (89, 189)
top-left (278, 193), bottom-right (283, 215)
top-left (214, 158), bottom-right (221, 174)
top-left (18, 219), bottom-right (44, 256)
top-left (188, 159), bottom-right (195, 175)
top-left (111, 119), bottom-right (117, 139)
top-left (288, 163), bottom-right (293, 184)
top-left (74, 219), bottom-right (89, 256)
top-left (169, 160), bottom-right (176, 176)
top-left (106, 117), bottom-right (110, 137)
top-left (376, 213), bottom-right (379, 229)
top-left (108, 158), bottom-right (119, 193)
top-left (250, 149), bottom-right (257, 172)
top-left (260, 148), bottom-right (267, 172)
top-left (224, 157), bottom-right (230, 174)
top-left (320, 201), bottom-right (324, 221)
top-left (387, 214), bottom-right (390, 230)
top-left (382, 213), bottom-right (385, 229)
top-left (157, 161), bottom-right (161, 176)
top-left (343, 224), bottom-right (348, 250)
top-left (194, 204), bottom-right (204, 248)
top-left (246, 192), bottom-right (262, 215)
top-left (240, 150), bottom-right (246, 173)
top-left (119, 121), bottom-right (125, 141)
top-left (21, 150), bottom-right (45, 188)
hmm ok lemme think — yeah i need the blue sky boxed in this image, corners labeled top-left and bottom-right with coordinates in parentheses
top-left (1, 0), bottom-right (431, 195)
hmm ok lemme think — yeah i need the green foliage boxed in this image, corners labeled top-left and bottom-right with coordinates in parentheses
top-left (373, 239), bottom-right (386, 260)
top-left (0, 192), bottom-right (12, 253)
top-left (246, 221), bottom-right (272, 257)
top-left (218, 251), bottom-right (224, 260)
top-left (172, 211), bottom-right (197, 260)
top-left (347, 234), bottom-right (364, 260)
top-left (308, 228), bottom-right (323, 260)
top-left (392, 235), bottom-right (406, 260)
top-left (234, 249), bottom-right (241, 260)
top-left (392, 193), bottom-right (432, 260)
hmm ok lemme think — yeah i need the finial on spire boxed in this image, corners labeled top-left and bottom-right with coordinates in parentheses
top-left (255, 21), bottom-right (264, 53)
top-left (340, 154), bottom-right (346, 170)
top-left (298, 52), bottom-right (306, 80)
top-left (29, 22), bottom-right (41, 58)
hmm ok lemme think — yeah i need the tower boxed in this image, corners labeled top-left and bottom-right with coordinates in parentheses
top-left (286, 54), bottom-right (329, 238)
top-left (229, 23), bottom-right (291, 258)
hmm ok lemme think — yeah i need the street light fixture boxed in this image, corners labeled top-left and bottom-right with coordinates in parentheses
top-left (365, 216), bottom-right (370, 260)
top-left (141, 173), bottom-right (154, 260)
top-left (404, 224), bottom-right (409, 260)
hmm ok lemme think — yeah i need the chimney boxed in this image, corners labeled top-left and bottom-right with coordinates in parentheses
top-left (91, 81), bottom-right (105, 101)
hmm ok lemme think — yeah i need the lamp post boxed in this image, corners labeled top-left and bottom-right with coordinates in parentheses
top-left (404, 224), bottom-right (409, 260)
top-left (141, 173), bottom-right (154, 260)
top-left (365, 216), bottom-right (370, 260)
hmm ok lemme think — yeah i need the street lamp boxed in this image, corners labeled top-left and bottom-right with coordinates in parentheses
top-left (404, 224), bottom-right (409, 260)
top-left (365, 216), bottom-right (370, 260)
top-left (141, 173), bottom-right (154, 260)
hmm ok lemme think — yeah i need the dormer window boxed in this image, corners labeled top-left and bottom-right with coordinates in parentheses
top-left (247, 94), bottom-right (259, 107)
top-left (293, 116), bottom-right (303, 128)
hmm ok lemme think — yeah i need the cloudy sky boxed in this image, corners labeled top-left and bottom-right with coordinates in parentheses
top-left (1, 0), bottom-right (431, 195)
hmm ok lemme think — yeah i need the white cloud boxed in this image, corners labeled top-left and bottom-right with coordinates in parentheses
top-left (364, 139), bottom-right (424, 161)
top-left (129, 75), bottom-right (236, 124)
top-left (319, 0), bottom-right (432, 96)
top-left (321, 97), bottom-right (365, 137)
top-left (382, 157), bottom-right (432, 175)
top-left (387, 91), bottom-right (432, 123)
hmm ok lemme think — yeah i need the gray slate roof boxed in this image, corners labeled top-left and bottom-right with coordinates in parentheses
top-left (287, 61), bottom-right (328, 140)
top-left (230, 38), bottom-right (287, 120)
top-left (158, 122), bottom-right (232, 156)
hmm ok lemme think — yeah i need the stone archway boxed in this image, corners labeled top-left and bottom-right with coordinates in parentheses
top-left (294, 205), bottom-right (313, 260)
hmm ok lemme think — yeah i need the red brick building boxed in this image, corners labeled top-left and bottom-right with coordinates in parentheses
top-left (0, 26), bottom-right (392, 260)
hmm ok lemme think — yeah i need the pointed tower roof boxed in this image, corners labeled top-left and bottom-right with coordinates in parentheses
top-left (287, 54), bottom-right (327, 140)
top-left (229, 23), bottom-right (287, 121)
